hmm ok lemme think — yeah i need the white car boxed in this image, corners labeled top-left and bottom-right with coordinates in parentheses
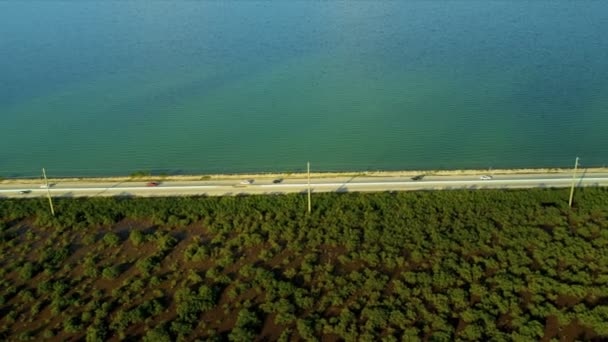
top-left (480, 175), bottom-right (493, 180)
top-left (240, 179), bottom-right (254, 185)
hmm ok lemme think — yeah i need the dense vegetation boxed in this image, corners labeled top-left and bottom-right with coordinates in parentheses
top-left (1, 188), bottom-right (607, 341)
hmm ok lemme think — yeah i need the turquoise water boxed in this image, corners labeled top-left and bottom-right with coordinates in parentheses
top-left (1, 1), bottom-right (607, 177)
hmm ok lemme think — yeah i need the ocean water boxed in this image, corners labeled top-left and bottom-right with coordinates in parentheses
top-left (1, 1), bottom-right (607, 177)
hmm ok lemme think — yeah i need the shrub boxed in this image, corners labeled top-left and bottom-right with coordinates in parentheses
top-left (129, 230), bottom-right (145, 246)
top-left (175, 285), bottom-right (217, 323)
top-left (63, 316), bottom-right (81, 333)
top-left (102, 266), bottom-right (120, 279)
top-left (155, 232), bottom-right (177, 253)
top-left (143, 324), bottom-right (171, 342)
top-left (85, 325), bottom-right (107, 342)
top-left (103, 233), bottom-right (120, 247)
top-left (184, 241), bottom-right (209, 262)
top-left (296, 319), bottom-right (317, 341)
top-left (170, 320), bottom-right (193, 336)
top-left (130, 170), bottom-right (151, 178)
top-left (38, 246), bottom-right (70, 269)
top-left (17, 289), bottom-right (35, 303)
top-left (30, 302), bottom-right (42, 316)
top-left (41, 330), bottom-right (55, 338)
top-left (229, 309), bottom-right (260, 342)
top-left (187, 270), bottom-right (203, 284)
top-left (19, 262), bottom-right (37, 280)
top-left (137, 256), bottom-right (160, 276)
top-left (82, 234), bottom-right (96, 245)
top-left (85, 264), bottom-right (99, 278)
top-left (17, 331), bottom-right (33, 341)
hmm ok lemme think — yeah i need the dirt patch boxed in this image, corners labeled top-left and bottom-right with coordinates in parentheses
top-left (556, 294), bottom-right (583, 308)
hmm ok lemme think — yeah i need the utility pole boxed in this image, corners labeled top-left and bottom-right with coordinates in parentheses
top-left (568, 157), bottom-right (579, 208)
top-left (42, 168), bottom-right (55, 216)
top-left (307, 161), bottom-right (311, 214)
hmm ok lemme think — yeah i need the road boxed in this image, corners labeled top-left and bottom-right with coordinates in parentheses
top-left (1, 172), bottom-right (608, 198)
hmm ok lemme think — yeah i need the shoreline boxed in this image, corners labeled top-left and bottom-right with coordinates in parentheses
top-left (1, 167), bottom-right (606, 185)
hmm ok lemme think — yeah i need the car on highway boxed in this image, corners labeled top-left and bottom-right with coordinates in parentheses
top-left (18, 190), bottom-right (32, 194)
top-left (480, 175), bottom-right (493, 180)
top-left (146, 182), bottom-right (160, 187)
top-left (272, 178), bottom-right (284, 184)
top-left (411, 175), bottom-right (424, 181)
top-left (240, 179), bottom-right (254, 185)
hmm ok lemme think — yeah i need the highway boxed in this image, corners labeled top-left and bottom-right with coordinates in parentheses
top-left (1, 172), bottom-right (608, 198)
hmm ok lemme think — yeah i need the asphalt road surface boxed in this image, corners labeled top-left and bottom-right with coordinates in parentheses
top-left (1, 173), bottom-right (607, 198)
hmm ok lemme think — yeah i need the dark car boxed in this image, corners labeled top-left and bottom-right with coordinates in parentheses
top-left (146, 182), bottom-right (160, 187)
top-left (18, 190), bottom-right (32, 194)
top-left (411, 175), bottom-right (424, 181)
top-left (272, 178), bottom-right (284, 184)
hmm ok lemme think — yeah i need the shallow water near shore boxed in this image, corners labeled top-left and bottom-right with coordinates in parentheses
top-left (1, 1), bottom-right (608, 177)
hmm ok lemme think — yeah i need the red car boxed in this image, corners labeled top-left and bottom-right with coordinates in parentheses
top-left (146, 182), bottom-right (160, 187)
